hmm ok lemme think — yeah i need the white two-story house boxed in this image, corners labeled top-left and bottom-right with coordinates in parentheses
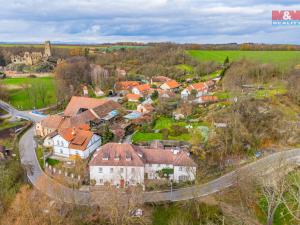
top-left (89, 143), bottom-right (197, 187)
top-left (52, 127), bottom-right (101, 159)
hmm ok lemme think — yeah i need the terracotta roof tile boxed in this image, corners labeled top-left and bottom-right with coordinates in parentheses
top-left (89, 143), bottom-right (145, 167)
top-left (188, 82), bottom-right (208, 91)
top-left (136, 84), bottom-right (151, 92)
top-left (64, 96), bottom-right (113, 117)
top-left (115, 81), bottom-right (140, 90)
top-left (152, 76), bottom-right (171, 83)
top-left (58, 127), bottom-right (94, 151)
top-left (126, 93), bottom-right (141, 101)
top-left (89, 143), bottom-right (197, 167)
top-left (41, 115), bottom-right (64, 129)
top-left (163, 80), bottom-right (180, 89)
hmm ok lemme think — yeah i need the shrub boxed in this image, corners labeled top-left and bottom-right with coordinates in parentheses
top-left (161, 128), bottom-right (169, 140)
top-left (170, 125), bottom-right (188, 136)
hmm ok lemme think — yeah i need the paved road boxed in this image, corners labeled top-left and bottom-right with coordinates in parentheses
top-left (2, 100), bottom-right (300, 204)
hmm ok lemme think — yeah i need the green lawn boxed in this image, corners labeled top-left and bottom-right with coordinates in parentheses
top-left (132, 117), bottom-right (204, 143)
top-left (0, 77), bottom-right (56, 110)
top-left (36, 147), bottom-right (45, 169)
top-left (200, 70), bottom-right (221, 81)
top-left (187, 50), bottom-right (300, 69)
top-left (132, 132), bottom-right (163, 143)
top-left (154, 117), bottom-right (189, 130)
top-left (176, 64), bottom-right (194, 73)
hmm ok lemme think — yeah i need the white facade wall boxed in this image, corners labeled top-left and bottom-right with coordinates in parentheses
top-left (43, 136), bottom-right (54, 148)
top-left (181, 89), bottom-right (208, 99)
top-left (160, 83), bottom-right (170, 90)
top-left (53, 134), bottom-right (101, 159)
top-left (173, 166), bottom-right (196, 182)
top-left (132, 87), bottom-right (141, 95)
top-left (196, 89), bottom-right (208, 97)
top-left (181, 89), bottom-right (190, 99)
top-left (144, 163), bottom-right (173, 179)
top-left (90, 165), bottom-right (144, 186)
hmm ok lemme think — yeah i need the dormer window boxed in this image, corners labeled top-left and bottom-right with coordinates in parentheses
top-left (103, 153), bottom-right (109, 160)
top-left (114, 154), bottom-right (120, 161)
top-left (125, 152), bottom-right (132, 161)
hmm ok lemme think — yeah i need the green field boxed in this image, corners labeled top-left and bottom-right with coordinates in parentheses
top-left (188, 50), bottom-right (300, 69)
top-left (0, 77), bottom-right (56, 110)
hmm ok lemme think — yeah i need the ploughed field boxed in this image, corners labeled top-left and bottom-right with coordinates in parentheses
top-left (188, 50), bottom-right (300, 69)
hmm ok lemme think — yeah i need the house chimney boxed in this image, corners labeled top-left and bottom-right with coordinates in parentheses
top-left (72, 127), bottom-right (76, 136)
top-left (172, 147), bottom-right (181, 155)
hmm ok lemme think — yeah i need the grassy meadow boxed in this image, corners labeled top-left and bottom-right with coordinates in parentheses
top-left (188, 50), bottom-right (300, 69)
top-left (0, 77), bottom-right (56, 110)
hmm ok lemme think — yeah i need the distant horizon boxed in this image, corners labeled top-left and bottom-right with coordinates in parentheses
top-left (1, 41), bottom-right (300, 46)
top-left (1, 1), bottom-right (300, 44)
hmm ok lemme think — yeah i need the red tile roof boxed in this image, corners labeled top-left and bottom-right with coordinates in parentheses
top-left (64, 96), bottom-right (113, 117)
top-left (199, 95), bottom-right (218, 103)
top-left (135, 84), bottom-right (151, 92)
top-left (40, 115), bottom-right (64, 129)
top-left (89, 143), bottom-right (145, 167)
top-left (115, 81), bottom-right (140, 90)
top-left (126, 93), bottom-right (141, 101)
top-left (58, 127), bottom-right (94, 151)
top-left (152, 76), bottom-right (171, 83)
top-left (139, 148), bottom-right (197, 167)
top-left (163, 80), bottom-right (180, 89)
top-left (188, 82), bottom-right (208, 92)
top-left (89, 143), bottom-right (197, 167)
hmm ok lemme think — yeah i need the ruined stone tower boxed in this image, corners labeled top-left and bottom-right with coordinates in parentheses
top-left (44, 41), bottom-right (52, 58)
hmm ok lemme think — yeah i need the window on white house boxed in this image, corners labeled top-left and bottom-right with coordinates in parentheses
top-left (158, 164), bottom-right (160, 167)
top-left (131, 168), bottom-right (135, 173)
top-left (98, 167), bottom-right (103, 173)
top-left (99, 179), bottom-right (103, 184)
top-left (110, 168), bottom-right (114, 173)
top-left (120, 168), bottom-right (124, 173)
top-left (56, 140), bottom-right (59, 145)
top-left (179, 167), bottom-right (183, 171)
top-left (149, 164), bottom-right (152, 167)
top-left (60, 149), bottom-right (63, 154)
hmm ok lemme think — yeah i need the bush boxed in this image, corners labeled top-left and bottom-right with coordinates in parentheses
top-left (161, 128), bottom-right (169, 140)
top-left (170, 125), bottom-right (188, 136)
top-left (140, 124), bottom-right (152, 133)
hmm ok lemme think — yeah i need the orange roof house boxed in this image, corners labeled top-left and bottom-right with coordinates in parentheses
top-left (132, 84), bottom-right (153, 96)
top-left (126, 93), bottom-right (141, 102)
top-left (160, 80), bottom-right (180, 90)
top-left (52, 126), bottom-right (101, 159)
top-left (195, 95), bottom-right (218, 104)
top-left (36, 96), bottom-right (122, 137)
top-left (115, 81), bottom-right (140, 91)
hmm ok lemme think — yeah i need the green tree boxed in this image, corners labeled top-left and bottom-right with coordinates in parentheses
top-left (224, 56), bottom-right (229, 65)
top-left (101, 125), bottom-right (114, 144)
top-left (151, 90), bottom-right (159, 100)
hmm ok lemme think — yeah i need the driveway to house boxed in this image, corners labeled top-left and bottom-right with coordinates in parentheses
top-left (2, 99), bottom-right (300, 204)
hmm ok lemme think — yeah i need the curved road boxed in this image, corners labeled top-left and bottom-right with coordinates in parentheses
top-left (2, 100), bottom-right (300, 204)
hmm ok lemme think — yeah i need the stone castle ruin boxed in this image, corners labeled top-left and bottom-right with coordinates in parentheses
top-left (11, 41), bottom-right (52, 66)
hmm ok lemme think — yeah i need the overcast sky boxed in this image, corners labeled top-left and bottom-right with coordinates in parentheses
top-left (0, 0), bottom-right (300, 44)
